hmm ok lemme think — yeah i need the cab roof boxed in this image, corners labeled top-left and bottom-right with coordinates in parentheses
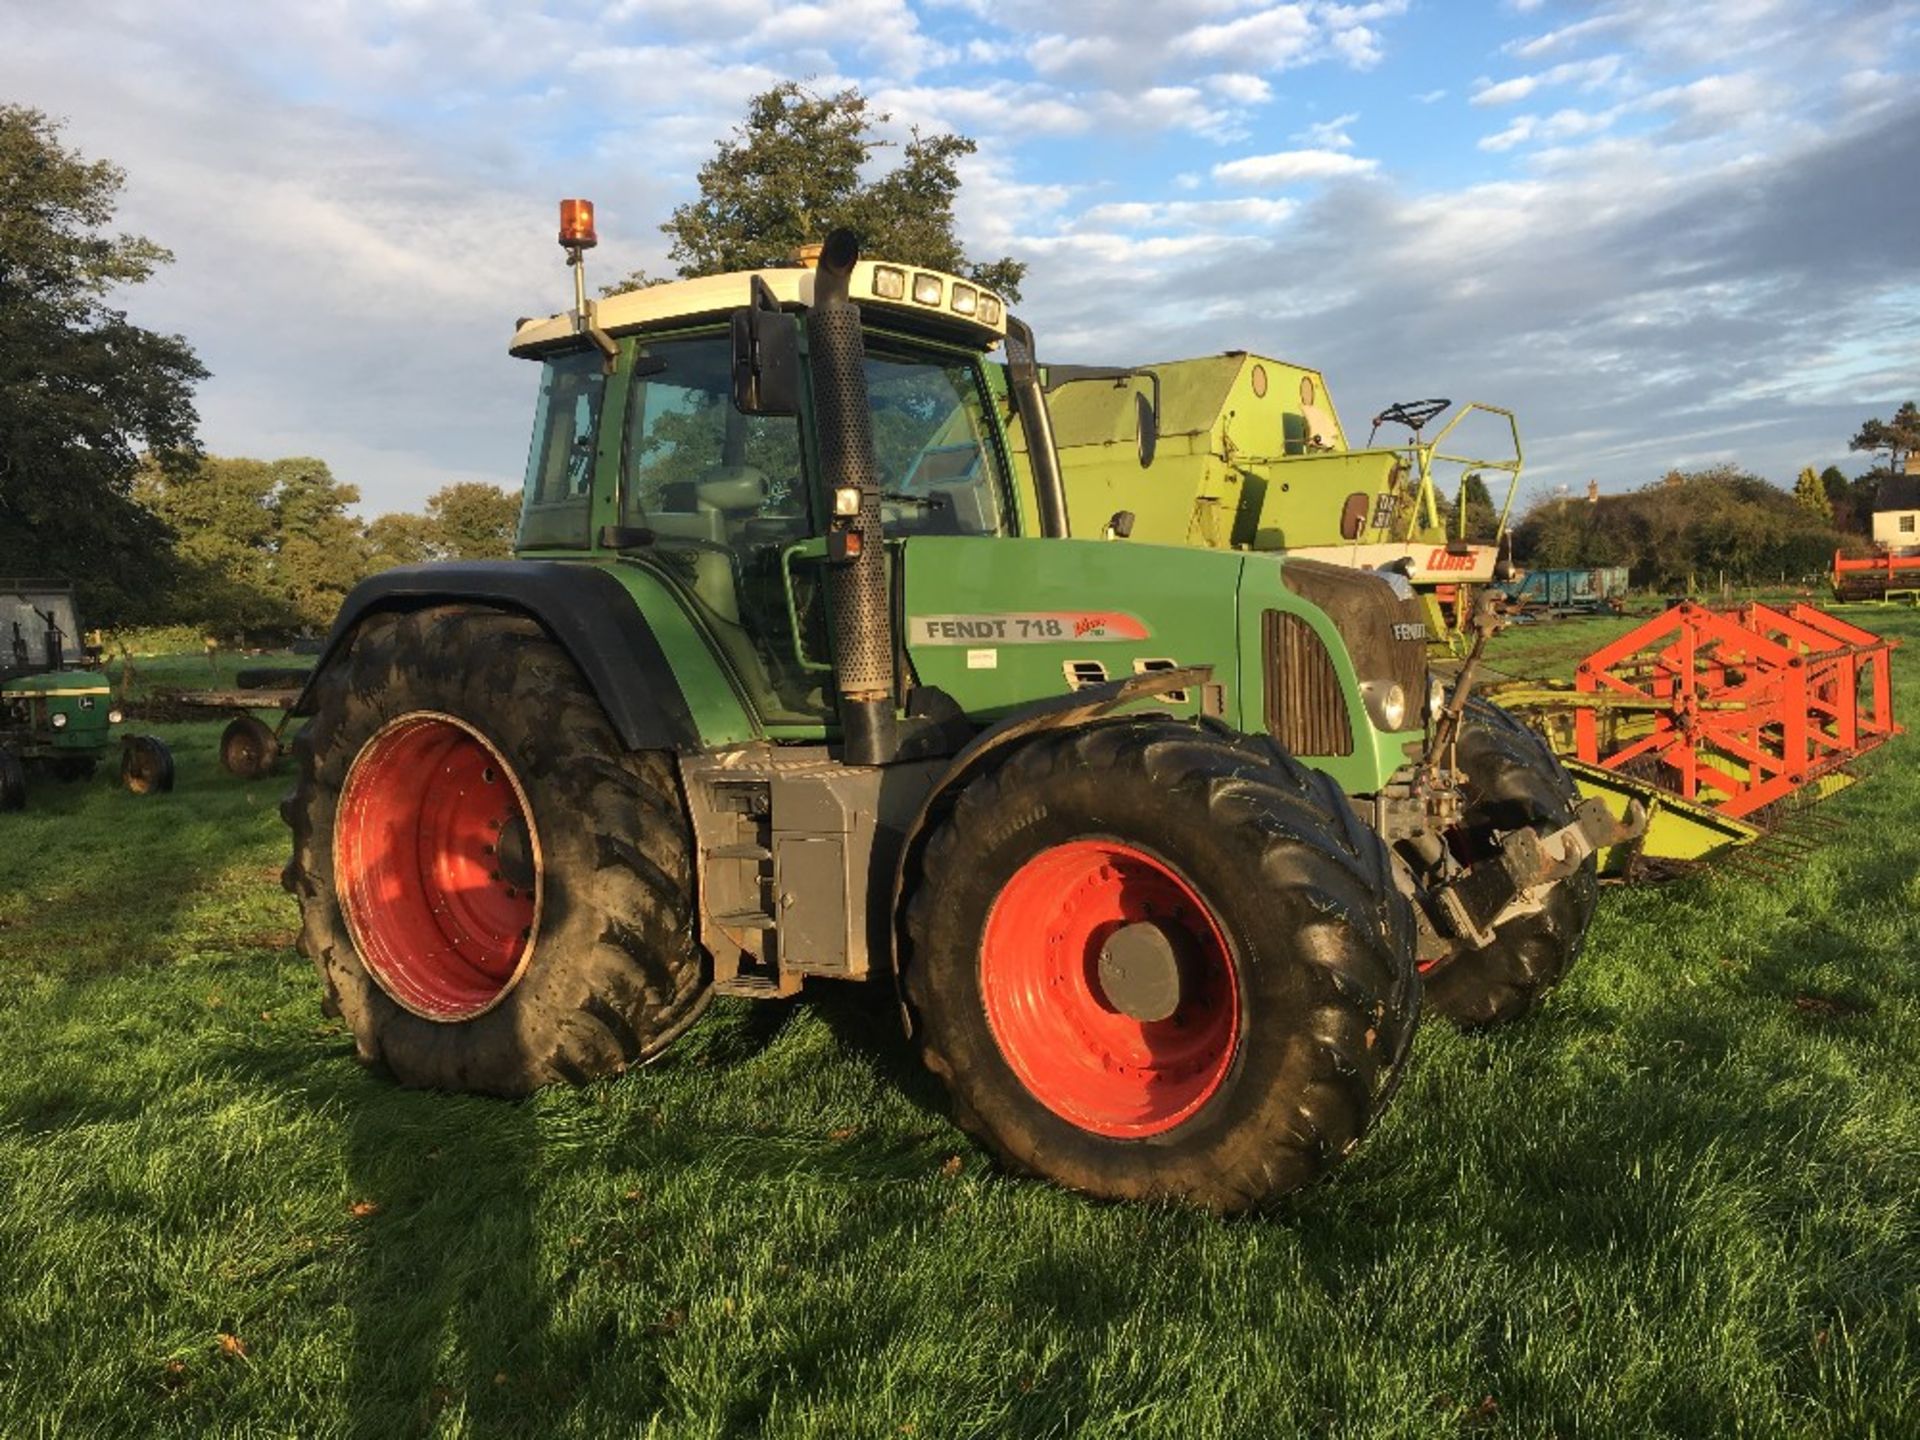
top-left (510, 259), bottom-right (1009, 358)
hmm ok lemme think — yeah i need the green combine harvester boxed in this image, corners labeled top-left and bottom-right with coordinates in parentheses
top-left (994, 352), bottom-right (1524, 642)
top-left (283, 206), bottom-right (1639, 1211)
top-left (1, 579), bottom-right (171, 810)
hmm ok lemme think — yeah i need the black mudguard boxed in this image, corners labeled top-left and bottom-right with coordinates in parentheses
top-left (289, 561), bottom-right (700, 752)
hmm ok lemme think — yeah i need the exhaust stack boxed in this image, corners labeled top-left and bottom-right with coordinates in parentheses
top-left (809, 229), bottom-right (898, 767)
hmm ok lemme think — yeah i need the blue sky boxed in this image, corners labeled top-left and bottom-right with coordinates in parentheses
top-left (4, 0), bottom-right (1917, 515)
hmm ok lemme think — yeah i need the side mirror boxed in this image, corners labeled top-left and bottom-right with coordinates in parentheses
top-left (731, 275), bottom-right (800, 415)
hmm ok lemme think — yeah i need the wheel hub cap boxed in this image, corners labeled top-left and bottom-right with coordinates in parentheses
top-left (1096, 921), bottom-right (1186, 1022)
top-left (980, 840), bottom-right (1239, 1138)
top-left (334, 713), bottom-right (541, 1021)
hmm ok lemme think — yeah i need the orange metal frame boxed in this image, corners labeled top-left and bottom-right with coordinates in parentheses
top-left (1574, 601), bottom-right (1900, 818)
top-left (1831, 548), bottom-right (1920, 599)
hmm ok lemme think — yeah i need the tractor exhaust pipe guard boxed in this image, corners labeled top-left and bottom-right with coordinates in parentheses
top-left (810, 229), bottom-right (898, 767)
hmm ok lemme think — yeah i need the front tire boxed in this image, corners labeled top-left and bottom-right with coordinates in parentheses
top-left (221, 715), bottom-right (280, 778)
top-left (1420, 698), bottom-right (1598, 1027)
top-left (120, 735), bottom-right (174, 795)
top-left (282, 606), bottom-right (709, 1095)
top-left (903, 721), bottom-right (1419, 1212)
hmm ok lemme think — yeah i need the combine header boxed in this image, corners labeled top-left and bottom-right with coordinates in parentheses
top-left (1491, 600), bottom-right (1899, 875)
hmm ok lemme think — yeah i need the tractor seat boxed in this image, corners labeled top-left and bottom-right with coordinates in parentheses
top-left (695, 465), bottom-right (767, 512)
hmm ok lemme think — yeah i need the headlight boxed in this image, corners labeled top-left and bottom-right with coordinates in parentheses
top-left (1361, 680), bottom-right (1409, 731)
top-left (50, 712), bottom-right (68, 729)
top-left (108, 708), bottom-right (124, 725)
top-left (1427, 675), bottom-right (1448, 725)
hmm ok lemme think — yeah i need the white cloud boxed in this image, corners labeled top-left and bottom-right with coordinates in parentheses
top-left (1479, 105), bottom-right (1619, 152)
top-left (1215, 73), bottom-right (1274, 105)
top-left (1297, 112), bottom-right (1360, 150)
top-left (1211, 148), bottom-right (1379, 185)
top-left (1078, 196), bottom-right (1298, 229)
top-left (1177, 6), bottom-right (1320, 68)
top-left (1472, 54), bottom-right (1624, 106)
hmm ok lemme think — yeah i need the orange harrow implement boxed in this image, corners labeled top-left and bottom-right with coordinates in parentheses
top-left (1831, 548), bottom-right (1920, 601)
top-left (1569, 601), bottom-right (1899, 819)
top-left (1487, 600), bottom-right (1899, 877)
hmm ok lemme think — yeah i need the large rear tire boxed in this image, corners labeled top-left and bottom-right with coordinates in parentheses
top-left (282, 606), bottom-right (709, 1095)
top-left (1421, 698), bottom-right (1598, 1027)
top-left (903, 721), bottom-right (1419, 1212)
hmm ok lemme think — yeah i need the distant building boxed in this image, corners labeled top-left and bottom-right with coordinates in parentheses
top-left (1873, 472), bottom-right (1920, 549)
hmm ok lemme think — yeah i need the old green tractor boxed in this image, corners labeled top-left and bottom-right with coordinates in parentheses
top-left (996, 352), bottom-right (1524, 643)
top-left (282, 208), bottom-right (1629, 1210)
top-left (1, 579), bottom-right (172, 809)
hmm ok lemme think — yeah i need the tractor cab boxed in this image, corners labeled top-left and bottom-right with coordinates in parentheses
top-left (505, 226), bottom-right (1048, 732)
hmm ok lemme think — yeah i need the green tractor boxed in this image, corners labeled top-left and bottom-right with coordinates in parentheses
top-left (282, 207), bottom-right (1631, 1210)
top-left (1, 579), bottom-right (172, 810)
top-left (997, 352), bottom-right (1524, 643)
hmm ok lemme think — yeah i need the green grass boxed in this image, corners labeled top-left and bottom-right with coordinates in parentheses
top-left (2, 615), bottom-right (1917, 1438)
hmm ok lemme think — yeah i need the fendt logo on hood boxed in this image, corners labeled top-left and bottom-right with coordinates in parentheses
top-left (910, 612), bottom-right (1152, 645)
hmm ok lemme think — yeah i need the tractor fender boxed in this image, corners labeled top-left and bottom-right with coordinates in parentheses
top-left (289, 561), bottom-right (699, 752)
top-left (887, 664), bottom-right (1213, 1029)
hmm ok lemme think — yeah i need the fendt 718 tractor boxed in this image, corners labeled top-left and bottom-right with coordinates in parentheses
top-left (1, 579), bottom-right (172, 810)
top-left (996, 353), bottom-right (1524, 643)
top-left (283, 206), bottom-right (1630, 1210)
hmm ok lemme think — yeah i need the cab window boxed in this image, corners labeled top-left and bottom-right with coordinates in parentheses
top-left (516, 348), bottom-right (603, 549)
top-left (865, 344), bottom-right (1012, 537)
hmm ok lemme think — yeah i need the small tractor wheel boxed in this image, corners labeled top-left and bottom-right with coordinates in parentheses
top-left (52, 756), bottom-right (98, 783)
top-left (282, 606), bottom-right (709, 1096)
top-left (0, 749), bottom-right (25, 811)
top-left (120, 735), bottom-right (175, 795)
top-left (1421, 698), bottom-right (1598, 1027)
top-left (220, 715), bottom-right (280, 778)
top-left (903, 720), bottom-right (1419, 1212)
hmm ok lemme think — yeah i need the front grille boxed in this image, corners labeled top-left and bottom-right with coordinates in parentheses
top-left (1279, 558), bottom-right (1428, 726)
top-left (1263, 610), bottom-right (1353, 756)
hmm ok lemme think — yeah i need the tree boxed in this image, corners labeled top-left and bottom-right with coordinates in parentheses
top-left (364, 482), bottom-right (519, 572)
top-left (1850, 402), bottom-right (1920, 476)
top-left (608, 84), bottom-right (1025, 301)
top-left (137, 455), bottom-right (367, 634)
top-left (365, 511), bottom-right (437, 571)
top-left (0, 106), bottom-right (205, 624)
top-left (1512, 465), bottom-right (1845, 588)
top-left (424, 482), bottom-right (518, 559)
top-left (1793, 465), bottom-right (1833, 522)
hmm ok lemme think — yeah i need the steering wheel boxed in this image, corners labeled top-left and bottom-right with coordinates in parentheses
top-left (1370, 398), bottom-right (1451, 434)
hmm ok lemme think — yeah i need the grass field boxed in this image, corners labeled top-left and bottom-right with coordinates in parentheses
top-left (2, 613), bottom-right (1916, 1438)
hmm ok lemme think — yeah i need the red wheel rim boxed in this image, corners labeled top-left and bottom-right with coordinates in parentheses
top-left (980, 840), bottom-right (1240, 1138)
top-left (334, 713), bottom-right (541, 1021)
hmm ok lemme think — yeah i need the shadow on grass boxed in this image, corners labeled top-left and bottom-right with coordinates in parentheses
top-left (204, 1026), bottom-right (556, 1438)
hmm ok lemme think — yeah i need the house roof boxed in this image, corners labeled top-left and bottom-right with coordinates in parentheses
top-left (1875, 473), bottom-right (1920, 512)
